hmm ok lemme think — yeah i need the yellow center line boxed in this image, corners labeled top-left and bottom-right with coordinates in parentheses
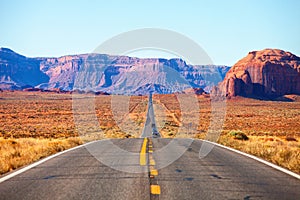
top-left (150, 169), bottom-right (158, 176)
top-left (151, 185), bottom-right (161, 195)
top-left (148, 139), bottom-right (160, 195)
top-left (140, 138), bottom-right (148, 166)
top-left (150, 165), bottom-right (158, 173)
top-left (150, 158), bottom-right (156, 166)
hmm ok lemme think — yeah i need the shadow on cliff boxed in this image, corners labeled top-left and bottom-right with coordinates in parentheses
top-left (229, 82), bottom-right (298, 102)
top-left (238, 94), bottom-right (295, 102)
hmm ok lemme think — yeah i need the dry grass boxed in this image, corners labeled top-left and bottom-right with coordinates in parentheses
top-left (0, 137), bottom-right (82, 174)
top-left (0, 91), bottom-right (299, 175)
top-left (153, 94), bottom-right (300, 174)
top-left (219, 134), bottom-right (300, 173)
top-left (0, 91), bottom-right (147, 175)
top-left (217, 97), bottom-right (300, 174)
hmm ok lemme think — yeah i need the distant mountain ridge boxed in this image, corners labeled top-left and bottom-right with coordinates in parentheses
top-left (0, 48), bottom-right (49, 90)
top-left (0, 48), bottom-right (230, 94)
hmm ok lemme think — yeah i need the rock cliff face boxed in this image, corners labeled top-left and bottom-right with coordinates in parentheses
top-left (0, 48), bottom-right (49, 89)
top-left (220, 49), bottom-right (300, 98)
top-left (0, 48), bottom-right (230, 94)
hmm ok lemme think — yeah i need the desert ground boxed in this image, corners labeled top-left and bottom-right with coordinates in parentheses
top-left (0, 91), bottom-right (299, 175)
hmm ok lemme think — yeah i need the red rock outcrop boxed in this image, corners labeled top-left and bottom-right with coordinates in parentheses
top-left (221, 49), bottom-right (300, 97)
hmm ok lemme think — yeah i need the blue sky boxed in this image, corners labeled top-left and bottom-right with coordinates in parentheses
top-left (1, 0), bottom-right (299, 65)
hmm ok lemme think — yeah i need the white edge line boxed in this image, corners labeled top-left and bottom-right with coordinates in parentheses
top-left (0, 140), bottom-right (99, 184)
top-left (1, 139), bottom-right (299, 183)
top-left (200, 139), bottom-right (300, 180)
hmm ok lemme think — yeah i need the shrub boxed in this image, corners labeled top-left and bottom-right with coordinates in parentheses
top-left (286, 136), bottom-right (297, 142)
top-left (229, 130), bottom-right (249, 140)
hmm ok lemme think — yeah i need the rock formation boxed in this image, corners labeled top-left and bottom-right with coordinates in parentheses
top-left (0, 48), bottom-right (49, 89)
top-left (220, 49), bottom-right (300, 98)
top-left (0, 48), bottom-right (230, 94)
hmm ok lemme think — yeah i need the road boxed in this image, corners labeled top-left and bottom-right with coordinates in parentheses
top-left (141, 92), bottom-right (161, 138)
top-left (0, 138), bottom-right (299, 200)
top-left (1, 94), bottom-right (299, 199)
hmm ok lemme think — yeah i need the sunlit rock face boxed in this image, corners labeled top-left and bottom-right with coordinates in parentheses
top-left (220, 49), bottom-right (300, 98)
top-left (0, 48), bottom-right (230, 94)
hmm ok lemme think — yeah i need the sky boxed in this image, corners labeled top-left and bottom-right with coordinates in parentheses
top-left (0, 0), bottom-right (299, 65)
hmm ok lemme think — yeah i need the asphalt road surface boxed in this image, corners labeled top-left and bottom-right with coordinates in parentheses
top-left (141, 93), bottom-right (161, 138)
top-left (0, 138), bottom-right (299, 200)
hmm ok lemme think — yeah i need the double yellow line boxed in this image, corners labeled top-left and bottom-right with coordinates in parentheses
top-left (140, 138), bottom-right (148, 166)
top-left (139, 138), bottom-right (161, 195)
